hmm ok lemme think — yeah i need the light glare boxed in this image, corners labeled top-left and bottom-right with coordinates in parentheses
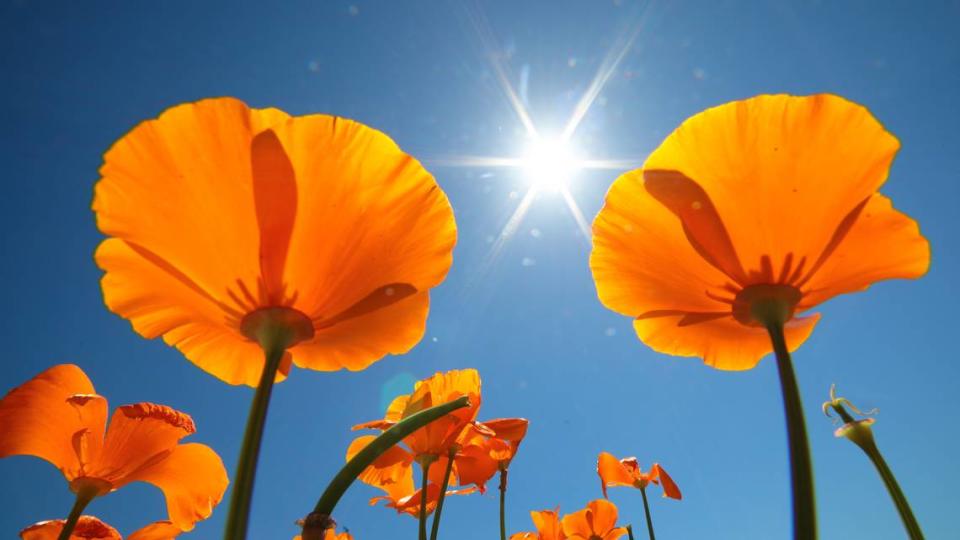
top-left (523, 138), bottom-right (580, 190)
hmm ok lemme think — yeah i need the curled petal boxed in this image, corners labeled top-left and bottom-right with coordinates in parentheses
top-left (92, 403), bottom-right (195, 483)
top-left (633, 313), bottom-right (821, 370)
top-left (116, 443), bottom-right (228, 531)
top-left (597, 452), bottom-right (637, 498)
top-left (20, 516), bottom-right (121, 540)
top-left (0, 364), bottom-right (99, 480)
top-left (651, 464), bottom-right (682, 500)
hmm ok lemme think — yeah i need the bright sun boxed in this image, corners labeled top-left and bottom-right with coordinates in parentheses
top-left (522, 138), bottom-right (581, 191)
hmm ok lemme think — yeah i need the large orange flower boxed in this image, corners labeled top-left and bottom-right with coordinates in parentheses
top-left (509, 508), bottom-right (566, 540)
top-left (20, 516), bottom-right (181, 540)
top-left (93, 97), bottom-right (456, 386)
top-left (597, 452), bottom-right (680, 500)
top-left (590, 94), bottom-right (930, 369)
top-left (0, 365), bottom-right (228, 531)
top-left (560, 500), bottom-right (628, 540)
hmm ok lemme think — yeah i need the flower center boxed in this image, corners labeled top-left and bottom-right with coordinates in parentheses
top-left (732, 284), bottom-right (802, 327)
top-left (240, 306), bottom-right (314, 349)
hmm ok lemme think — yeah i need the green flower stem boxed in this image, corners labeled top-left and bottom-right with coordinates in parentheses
top-left (429, 449), bottom-right (457, 540)
top-left (224, 329), bottom-right (290, 540)
top-left (626, 524), bottom-right (636, 540)
top-left (499, 469), bottom-right (508, 540)
top-left (767, 322), bottom-right (817, 540)
top-left (854, 437), bottom-right (924, 539)
top-left (56, 485), bottom-right (98, 540)
top-left (639, 487), bottom-right (656, 540)
top-left (419, 458), bottom-right (434, 540)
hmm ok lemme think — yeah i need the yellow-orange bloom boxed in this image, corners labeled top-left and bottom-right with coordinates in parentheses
top-left (590, 94), bottom-right (930, 369)
top-left (0, 365), bottom-right (228, 531)
top-left (509, 508), bottom-right (566, 540)
top-left (93, 97), bottom-right (456, 386)
top-left (597, 452), bottom-right (681, 500)
top-left (354, 369), bottom-right (483, 458)
top-left (561, 500), bottom-right (627, 540)
top-left (20, 516), bottom-right (181, 540)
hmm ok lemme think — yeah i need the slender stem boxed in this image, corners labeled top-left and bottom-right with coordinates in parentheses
top-left (639, 487), bottom-right (656, 540)
top-left (430, 451), bottom-right (457, 540)
top-left (56, 487), bottom-right (97, 540)
top-left (861, 442), bottom-right (925, 539)
top-left (223, 338), bottom-right (287, 540)
top-left (626, 524), bottom-right (636, 540)
top-left (766, 322), bottom-right (817, 540)
top-left (499, 469), bottom-right (508, 540)
top-left (419, 459), bottom-right (434, 540)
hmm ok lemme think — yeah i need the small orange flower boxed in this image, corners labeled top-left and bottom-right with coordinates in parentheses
top-left (590, 94), bottom-right (930, 369)
top-left (482, 417), bottom-right (530, 466)
top-left (93, 97), bottom-right (456, 386)
top-left (19, 516), bottom-right (181, 540)
top-left (509, 508), bottom-right (566, 540)
top-left (354, 369), bottom-right (483, 459)
top-left (560, 500), bottom-right (628, 540)
top-left (0, 365), bottom-right (228, 531)
top-left (597, 452), bottom-right (681, 500)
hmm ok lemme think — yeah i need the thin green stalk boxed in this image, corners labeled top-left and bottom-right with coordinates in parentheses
top-left (499, 469), bottom-right (508, 540)
top-left (429, 450), bottom-right (457, 540)
top-left (626, 524), bottom-right (636, 540)
top-left (767, 322), bottom-right (817, 540)
top-left (56, 487), bottom-right (97, 540)
top-left (223, 337), bottom-right (287, 540)
top-left (861, 442), bottom-right (924, 539)
top-left (419, 459), bottom-right (434, 540)
top-left (639, 487), bottom-right (656, 540)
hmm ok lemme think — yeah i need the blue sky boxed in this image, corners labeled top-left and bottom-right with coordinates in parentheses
top-left (1, 0), bottom-right (958, 538)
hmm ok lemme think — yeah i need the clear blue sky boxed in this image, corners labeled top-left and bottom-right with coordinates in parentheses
top-left (1, 1), bottom-right (958, 538)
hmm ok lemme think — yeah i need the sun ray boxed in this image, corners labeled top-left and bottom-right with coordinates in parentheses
top-left (560, 187), bottom-right (593, 244)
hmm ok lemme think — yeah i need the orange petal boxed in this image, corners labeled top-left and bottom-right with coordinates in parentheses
top-left (597, 452), bottom-right (636, 498)
top-left (115, 443), bottom-right (228, 531)
top-left (268, 114), bottom-right (456, 329)
top-left (602, 528), bottom-right (628, 540)
top-left (633, 313), bottom-right (821, 370)
top-left (651, 464), bottom-right (682, 500)
top-left (0, 364), bottom-right (99, 480)
top-left (530, 508), bottom-right (565, 540)
top-left (643, 94), bottom-right (901, 279)
top-left (127, 521), bottom-right (182, 540)
top-left (452, 443), bottom-right (499, 491)
top-left (799, 193), bottom-right (930, 308)
top-left (92, 403), bottom-right (195, 484)
top-left (290, 291), bottom-right (430, 372)
top-left (94, 99), bottom-right (290, 383)
top-left (484, 418), bottom-right (529, 444)
top-left (346, 435), bottom-right (415, 490)
top-left (250, 129), bottom-right (298, 304)
top-left (509, 534), bottom-right (538, 540)
top-left (562, 499), bottom-right (619, 539)
top-left (20, 516), bottom-right (121, 540)
top-left (591, 169), bottom-right (732, 318)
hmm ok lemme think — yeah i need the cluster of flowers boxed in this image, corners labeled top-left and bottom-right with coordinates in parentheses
top-left (0, 92), bottom-right (930, 539)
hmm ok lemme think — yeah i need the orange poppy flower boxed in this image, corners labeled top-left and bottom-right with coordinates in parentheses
top-left (0, 364), bottom-right (228, 531)
top-left (590, 94), bottom-right (930, 369)
top-left (482, 417), bottom-right (530, 466)
top-left (19, 516), bottom-right (181, 540)
top-left (93, 97), bottom-right (456, 386)
top-left (509, 508), bottom-right (566, 540)
top-left (560, 500), bottom-right (628, 540)
top-left (354, 369), bottom-right (483, 459)
top-left (597, 452), bottom-right (681, 500)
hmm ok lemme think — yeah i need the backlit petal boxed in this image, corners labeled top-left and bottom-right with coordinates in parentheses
top-left (20, 516), bottom-right (121, 540)
top-left (92, 403), bottom-right (195, 484)
top-left (651, 464), bottom-right (682, 500)
top-left (117, 443), bottom-right (228, 531)
top-left (800, 194), bottom-right (930, 308)
top-left (268, 114), bottom-right (456, 328)
top-left (530, 509), bottom-right (565, 540)
top-left (643, 94), bottom-right (900, 279)
top-left (346, 435), bottom-right (415, 489)
top-left (0, 364), bottom-right (98, 480)
top-left (290, 291), bottom-right (430, 372)
top-left (591, 169), bottom-right (731, 317)
top-left (127, 521), bottom-right (182, 540)
top-left (597, 452), bottom-right (636, 498)
top-left (633, 313), bottom-right (821, 370)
